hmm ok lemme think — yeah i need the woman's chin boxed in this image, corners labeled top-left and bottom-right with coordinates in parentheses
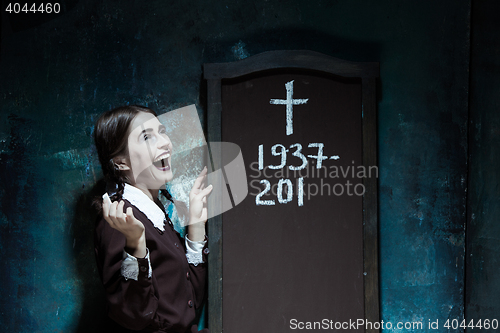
top-left (157, 169), bottom-right (174, 186)
top-left (162, 172), bottom-right (174, 184)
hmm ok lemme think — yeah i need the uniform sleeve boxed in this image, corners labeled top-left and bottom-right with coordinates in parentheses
top-left (94, 215), bottom-right (158, 331)
top-left (185, 236), bottom-right (206, 266)
top-left (185, 235), bottom-right (209, 309)
top-left (121, 249), bottom-right (152, 280)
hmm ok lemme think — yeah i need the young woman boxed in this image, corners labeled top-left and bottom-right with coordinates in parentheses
top-left (93, 105), bottom-right (212, 333)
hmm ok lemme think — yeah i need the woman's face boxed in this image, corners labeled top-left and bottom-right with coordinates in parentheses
top-left (124, 111), bottom-right (173, 190)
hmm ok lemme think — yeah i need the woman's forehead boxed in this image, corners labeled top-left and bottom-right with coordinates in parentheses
top-left (130, 112), bottom-right (161, 132)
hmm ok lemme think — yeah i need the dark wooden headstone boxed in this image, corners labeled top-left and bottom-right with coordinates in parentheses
top-left (204, 50), bottom-right (379, 333)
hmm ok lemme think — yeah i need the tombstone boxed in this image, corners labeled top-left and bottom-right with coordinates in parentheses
top-left (204, 50), bottom-right (379, 333)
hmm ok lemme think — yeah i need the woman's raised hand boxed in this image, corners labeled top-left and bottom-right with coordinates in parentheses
top-left (188, 167), bottom-right (213, 234)
top-left (102, 196), bottom-right (147, 258)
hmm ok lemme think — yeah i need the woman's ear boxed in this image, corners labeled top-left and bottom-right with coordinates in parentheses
top-left (114, 157), bottom-right (130, 171)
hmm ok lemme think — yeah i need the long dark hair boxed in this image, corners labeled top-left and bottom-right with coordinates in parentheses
top-left (94, 105), bottom-right (175, 208)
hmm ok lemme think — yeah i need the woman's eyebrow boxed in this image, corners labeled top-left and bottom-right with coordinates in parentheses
top-left (137, 128), bottom-right (154, 140)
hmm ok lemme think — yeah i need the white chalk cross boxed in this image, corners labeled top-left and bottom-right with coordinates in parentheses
top-left (270, 80), bottom-right (308, 136)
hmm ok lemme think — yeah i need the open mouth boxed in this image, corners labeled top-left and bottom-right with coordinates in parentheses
top-left (153, 153), bottom-right (171, 171)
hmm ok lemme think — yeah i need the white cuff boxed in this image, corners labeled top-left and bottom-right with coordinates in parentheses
top-left (121, 249), bottom-right (152, 280)
top-left (185, 236), bottom-right (206, 266)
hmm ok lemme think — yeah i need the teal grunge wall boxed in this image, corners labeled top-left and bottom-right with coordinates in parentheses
top-left (0, 0), bottom-right (495, 332)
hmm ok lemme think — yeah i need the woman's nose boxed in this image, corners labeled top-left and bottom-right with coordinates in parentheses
top-left (157, 133), bottom-right (171, 150)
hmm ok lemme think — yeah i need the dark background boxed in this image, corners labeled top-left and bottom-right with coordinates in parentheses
top-left (0, 0), bottom-right (497, 332)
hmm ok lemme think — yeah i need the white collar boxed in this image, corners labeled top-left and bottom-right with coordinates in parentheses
top-left (122, 184), bottom-right (165, 231)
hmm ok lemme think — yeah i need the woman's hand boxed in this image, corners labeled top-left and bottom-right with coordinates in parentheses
top-left (188, 167), bottom-right (213, 241)
top-left (102, 197), bottom-right (147, 258)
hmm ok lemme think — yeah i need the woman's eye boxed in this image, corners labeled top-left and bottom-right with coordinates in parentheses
top-left (143, 134), bottom-right (151, 141)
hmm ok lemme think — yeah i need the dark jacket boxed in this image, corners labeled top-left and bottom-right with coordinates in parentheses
top-left (94, 199), bottom-right (209, 333)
